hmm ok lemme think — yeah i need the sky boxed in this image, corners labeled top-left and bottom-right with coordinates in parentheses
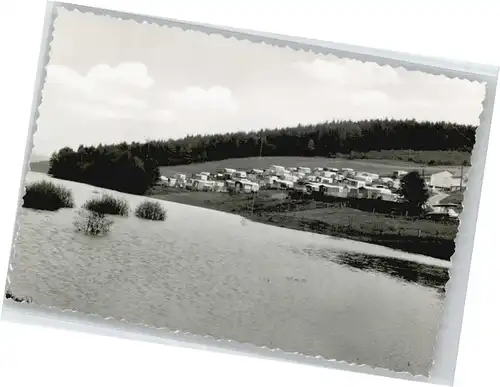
top-left (33, 7), bottom-right (486, 157)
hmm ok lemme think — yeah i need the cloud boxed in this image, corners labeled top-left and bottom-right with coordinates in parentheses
top-left (51, 100), bottom-right (175, 123)
top-left (168, 86), bottom-right (239, 113)
top-left (292, 58), bottom-right (400, 87)
top-left (348, 90), bottom-right (391, 106)
top-left (55, 102), bottom-right (133, 120)
top-left (107, 95), bottom-right (148, 109)
top-left (45, 63), bottom-right (154, 112)
top-left (86, 63), bottom-right (154, 89)
top-left (45, 65), bottom-right (88, 91)
top-left (46, 62), bottom-right (154, 91)
top-left (43, 63), bottom-right (175, 123)
top-left (292, 59), bottom-right (342, 81)
top-left (149, 109), bottom-right (176, 123)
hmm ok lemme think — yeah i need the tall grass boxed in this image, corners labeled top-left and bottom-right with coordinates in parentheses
top-left (135, 200), bottom-right (166, 221)
top-left (23, 180), bottom-right (74, 211)
top-left (83, 194), bottom-right (129, 216)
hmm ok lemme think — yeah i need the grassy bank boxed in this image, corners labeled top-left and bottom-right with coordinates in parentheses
top-left (147, 187), bottom-right (458, 260)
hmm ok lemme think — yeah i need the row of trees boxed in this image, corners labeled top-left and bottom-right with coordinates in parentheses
top-left (139, 118), bottom-right (476, 166)
top-left (48, 144), bottom-right (160, 195)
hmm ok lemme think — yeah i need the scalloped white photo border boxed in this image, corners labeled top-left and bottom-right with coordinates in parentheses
top-left (2, 1), bottom-right (498, 385)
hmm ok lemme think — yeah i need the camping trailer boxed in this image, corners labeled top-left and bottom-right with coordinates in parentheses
top-left (345, 178), bottom-right (366, 189)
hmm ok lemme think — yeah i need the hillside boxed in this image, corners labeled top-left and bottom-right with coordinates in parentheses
top-left (143, 118), bottom-right (476, 167)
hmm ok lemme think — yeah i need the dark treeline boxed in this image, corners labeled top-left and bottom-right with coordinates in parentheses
top-left (134, 118), bottom-right (476, 166)
top-left (49, 144), bottom-right (160, 195)
top-left (48, 118), bottom-right (475, 194)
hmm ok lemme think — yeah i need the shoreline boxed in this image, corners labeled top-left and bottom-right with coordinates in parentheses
top-left (24, 171), bottom-right (457, 262)
top-left (147, 187), bottom-right (457, 261)
top-left (239, 212), bottom-right (455, 261)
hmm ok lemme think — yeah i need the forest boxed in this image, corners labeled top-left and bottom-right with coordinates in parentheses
top-left (48, 145), bottom-right (160, 195)
top-left (47, 118), bottom-right (476, 194)
top-left (140, 118), bottom-right (476, 166)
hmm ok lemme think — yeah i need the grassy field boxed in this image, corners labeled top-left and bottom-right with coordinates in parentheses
top-left (147, 186), bottom-right (458, 260)
top-left (158, 155), bottom-right (468, 178)
top-left (440, 191), bottom-right (465, 207)
top-left (340, 150), bottom-right (471, 166)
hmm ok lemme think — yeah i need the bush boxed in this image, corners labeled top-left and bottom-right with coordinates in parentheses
top-left (83, 194), bottom-right (129, 216)
top-left (73, 209), bottom-right (114, 236)
top-left (23, 180), bottom-right (74, 211)
top-left (135, 200), bottom-right (166, 221)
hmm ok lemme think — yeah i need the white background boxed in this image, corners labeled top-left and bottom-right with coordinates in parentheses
top-left (0, 1), bottom-right (499, 386)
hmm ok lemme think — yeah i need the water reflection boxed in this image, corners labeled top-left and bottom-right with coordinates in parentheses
top-left (300, 247), bottom-right (449, 294)
top-left (337, 253), bottom-right (449, 293)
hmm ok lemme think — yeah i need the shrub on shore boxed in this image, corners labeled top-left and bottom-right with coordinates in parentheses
top-left (83, 194), bottom-right (129, 216)
top-left (23, 180), bottom-right (74, 211)
top-left (74, 209), bottom-right (114, 236)
top-left (135, 200), bottom-right (166, 221)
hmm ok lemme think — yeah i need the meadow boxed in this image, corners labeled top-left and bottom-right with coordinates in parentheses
top-left (339, 149), bottom-right (470, 166)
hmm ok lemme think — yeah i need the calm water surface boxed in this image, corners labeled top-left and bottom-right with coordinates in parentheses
top-left (8, 172), bottom-right (450, 375)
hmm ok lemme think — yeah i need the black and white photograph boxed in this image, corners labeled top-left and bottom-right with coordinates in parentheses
top-left (3, 5), bottom-right (488, 377)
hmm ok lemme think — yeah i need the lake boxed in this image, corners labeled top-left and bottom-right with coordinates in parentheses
top-left (8, 171), bottom-right (450, 375)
